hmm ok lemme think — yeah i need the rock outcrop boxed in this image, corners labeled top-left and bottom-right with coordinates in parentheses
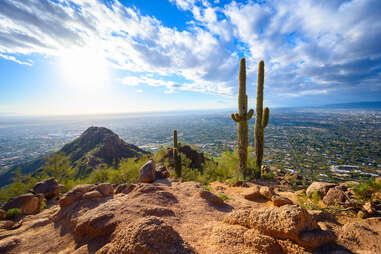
top-left (223, 205), bottom-right (335, 251)
top-left (32, 178), bottom-right (64, 199)
top-left (306, 182), bottom-right (336, 198)
top-left (139, 160), bottom-right (156, 183)
top-left (2, 193), bottom-right (44, 215)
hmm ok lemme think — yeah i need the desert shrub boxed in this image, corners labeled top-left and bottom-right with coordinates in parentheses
top-left (87, 167), bottom-right (110, 184)
top-left (40, 201), bottom-right (47, 210)
top-left (311, 190), bottom-right (320, 204)
top-left (218, 193), bottom-right (233, 201)
top-left (352, 178), bottom-right (381, 201)
top-left (262, 171), bottom-right (275, 180)
top-left (6, 208), bottom-right (21, 219)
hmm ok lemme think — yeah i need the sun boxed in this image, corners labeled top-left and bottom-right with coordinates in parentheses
top-left (59, 48), bottom-right (110, 90)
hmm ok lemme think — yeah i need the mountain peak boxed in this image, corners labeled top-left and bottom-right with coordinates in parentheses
top-left (60, 126), bottom-right (148, 173)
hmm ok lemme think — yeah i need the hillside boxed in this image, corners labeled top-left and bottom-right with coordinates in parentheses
top-left (0, 127), bottom-right (148, 186)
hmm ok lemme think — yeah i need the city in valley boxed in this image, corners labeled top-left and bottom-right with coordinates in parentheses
top-left (1, 107), bottom-right (380, 185)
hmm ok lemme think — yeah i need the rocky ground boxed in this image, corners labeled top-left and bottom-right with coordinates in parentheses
top-left (0, 174), bottom-right (380, 254)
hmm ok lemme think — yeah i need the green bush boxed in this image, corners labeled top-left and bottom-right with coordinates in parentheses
top-left (352, 178), bottom-right (381, 201)
top-left (6, 208), bottom-right (21, 219)
top-left (312, 190), bottom-right (320, 204)
top-left (40, 201), bottom-right (47, 210)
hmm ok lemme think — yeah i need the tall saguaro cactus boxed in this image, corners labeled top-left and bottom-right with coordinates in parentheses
top-left (173, 130), bottom-right (182, 177)
top-left (254, 60), bottom-right (270, 176)
top-left (231, 58), bottom-right (254, 178)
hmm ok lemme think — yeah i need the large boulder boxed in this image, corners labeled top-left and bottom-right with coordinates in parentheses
top-left (139, 160), bottom-right (155, 183)
top-left (32, 178), bottom-right (64, 199)
top-left (322, 187), bottom-right (347, 206)
top-left (306, 182), bottom-right (336, 198)
top-left (97, 217), bottom-right (195, 254)
top-left (2, 193), bottom-right (44, 215)
top-left (74, 211), bottom-right (116, 239)
top-left (224, 205), bottom-right (335, 250)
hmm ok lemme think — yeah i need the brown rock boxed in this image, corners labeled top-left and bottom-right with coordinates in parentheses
top-left (2, 193), bottom-right (43, 215)
top-left (154, 165), bottom-right (170, 179)
top-left (115, 183), bottom-right (136, 194)
top-left (363, 202), bottom-right (375, 216)
top-left (83, 190), bottom-right (103, 199)
top-left (241, 185), bottom-right (261, 200)
top-left (306, 182), bottom-right (336, 198)
top-left (96, 183), bottom-right (114, 196)
top-left (59, 184), bottom-right (95, 207)
top-left (0, 220), bottom-right (15, 229)
top-left (339, 219), bottom-right (381, 254)
top-left (75, 211), bottom-right (116, 239)
top-left (244, 229), bottom-right (283, 254)
top-left (322, 187), bottom-right (346, 206)
top-left (32, 178), bottom-right (64, 199)
top-left (224, 205), bottom-right (334, 250)
top-left (97, 217), bottom-right (195, 254)
top-left (259, 186), bottom-right (274, 199)
top-left (198, 190), bottom-right (224, 206)
top-left (139, 159), bottom-right (155, 183)
top-left (272, 195), bottom-right (293, 207)
top-left (298, 229), bottom-right (336, 249)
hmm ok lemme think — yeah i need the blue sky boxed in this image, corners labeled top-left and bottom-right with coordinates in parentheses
top-left (1, 0), bottom-right (381, 115)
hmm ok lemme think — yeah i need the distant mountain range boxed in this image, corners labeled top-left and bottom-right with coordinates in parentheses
top-left (314, 101), bottom-right (381, 109)
top-left (0, 127), bottom-right (148, 186)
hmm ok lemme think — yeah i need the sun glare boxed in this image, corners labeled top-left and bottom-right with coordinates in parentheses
top-left (59, 48), bottom-right (109, 90)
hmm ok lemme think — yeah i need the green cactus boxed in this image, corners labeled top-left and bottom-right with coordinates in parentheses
top-left (173, 130), bottom-right (182, 177)
top-left (254, 60), bottom-right (270, 177)
top-left (231, 58), bottom-right (254, 179)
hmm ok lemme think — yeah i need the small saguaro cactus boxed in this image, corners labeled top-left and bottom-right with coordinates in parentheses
top-left (173, 130), bottom-right (182, 177)
top-left (231, 58), bottom-right (254, 179)
top-left (254, 60), bottom-right (270, 177)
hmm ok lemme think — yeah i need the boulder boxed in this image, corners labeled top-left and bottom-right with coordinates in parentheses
top-left (139, 160), bottom-right (155, 183)
top-left (3, 193), bottom-right (43, 215)
top-left (271, 195), bottom-right (293, 207)
top-left (244, 229), bottom-right (283, 254)
top-left (74, 211), bottom-right (116, 239)
top-left (306, 182), bottom-right (336, 198)
top-left (115, 183), bottom-right (135, 194)
top-left (224, 205), bottom-right (335, 250)
top-left (241, 185), bottom-right (262, 200)
top-left (97, 217), bottom-right (195, 254)
top-left (0, 209), bottom-right (6, 220)
top-left (59, 184), bottom-right (95, 207)
top-left (322, 187), bottom-right (347, 206)
top-left (259, 186), bottom-right (274, 199)
top-left (155, 165), bottom-right (170, 179)
top-left (32, 178), bottom-right (64, 199)
top-left (96, 183), bottom-right (114, 196)
top-left (198, 190), bottom-right (224, 206)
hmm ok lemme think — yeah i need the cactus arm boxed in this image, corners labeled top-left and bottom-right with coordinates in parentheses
top-left (231, 113), bottom-right (240, 122)
top-left (247, 109), bottom-right (254, 120)
top-left (173, 130), bottom-right (178, 148)
top-left (262, 107), bottom-right (270, 128)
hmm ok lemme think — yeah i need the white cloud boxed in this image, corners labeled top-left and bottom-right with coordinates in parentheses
top-left (0, 0), bottom-right (380, 103)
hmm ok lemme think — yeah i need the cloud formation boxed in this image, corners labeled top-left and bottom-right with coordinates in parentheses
top-left (1, 0), bottom-right (380, 104)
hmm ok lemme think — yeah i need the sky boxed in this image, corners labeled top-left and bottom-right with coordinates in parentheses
top-left (0, 0), bottom-right (381, 116)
